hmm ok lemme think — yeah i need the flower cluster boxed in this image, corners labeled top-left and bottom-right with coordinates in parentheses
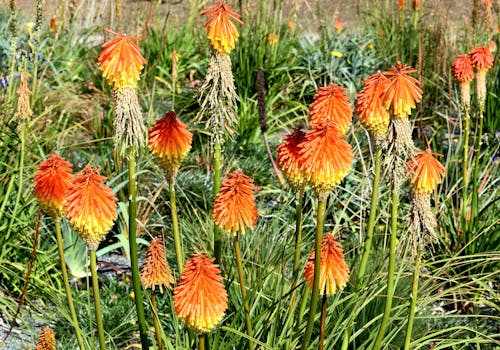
top-left (141, 237), bottom-right (175, 293)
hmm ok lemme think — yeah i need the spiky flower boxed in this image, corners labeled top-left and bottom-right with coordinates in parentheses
top-left (382, 62), bottom-right (423, 119)
top-left (148, 111), bottom-right (193, 180)
top-left (356, 72), bottom-right (391, 142)
top-left (34, 153), bottom-right (74, 220)
top-left (141, 237), bottom-right (175, 293)
top-left (304, 233), bottom-right (350, 295)
top-left (469, 46), bottom-right (494, 107)
top-left (64, 165), bottom-right (118, 250)
top-left (408, 148), bottom-right (446, 195)
top-left (213, 170), bottom-right (257, 235)
top-left (451, 55), bottom-right (475, 109)
top-left (97, 29), bottom-right (147, 90)
top-left (174, 254), bottom-right (228, 333)
top-left (309, 83), bottom-right (353, 134)
top-left (201, 1), bottom-right (243, 56)
top-left (277, 127), bottom-right (307, 193)
top-left (298, 119), bottom-right (353, 200)
top-left (35, 327), bottom-right (55, 350)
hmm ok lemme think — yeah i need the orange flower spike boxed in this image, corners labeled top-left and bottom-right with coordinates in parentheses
top-left (148, 111), bottom-right (193, 178)
top-left (298, 119), bottom-right (353, 199)
top-left (201, 1), bottom-right (243, 56)
top-left (382, 62), bottom-right (423, 118)
top-left (451, 55), bottom-right (475, 84)
top-left (408, 149), bottom-right (446, 195)
top-left (309, 83), bottom-right (353, 134)
top-left (97, 29), bottom-right (147, 90)
top-left (35, 327), bottom-right (56, 350)
top-left (174, 254), bottom-right (228, 333)
top-left (469, 46), bottom-right (494, 72)
top-left (304, 233), bottom-right (350, 295)
top-left (64, 165), bottom-right (118, 250)
top-left (141, 237), bottom-right (175, 293)
top-left (34, 153), bottom-right (74, 220)
top-left (213, 170), bottom-right (257, 235)
top-left (356, 72), bottom-right (391, 138)
top-left (277, 127), bottom-right (307, 192)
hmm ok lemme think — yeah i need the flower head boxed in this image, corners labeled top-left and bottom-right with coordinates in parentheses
top-left (408, 148), bottom-right (446, 194)
top-left (277, 127), bottom-right (307, 193)
top-left (141, 237), bottom-right (175, 293)
top-left (201, 1), bottom-right (243, 56)
top-left (97, 29), bottom-right (147, 90)
top-left (469, 46), bottom-right (494, 72)
top-left (64, 165), bottom-right (118, 250)
top-left (298, 119), bottom-right (353, 199)
top-left (148, 111), bottom-right (193, 179)
top-left (356, 72), bottom-right (391, 139)
top-left (174, 254), bottom-right (228, 333)
top-left (304, 233), bottom-right (350, 295)
top-left (451, 55), bottom-right (475, 83)
top-left (35, 327), bottom-right (55, 350)
top-left (34, 153), bottom-right (74, 220)
top-left (267, 33), bottom-right (279, 46)
top-left (382, 62), bottom-right (423, 118)
top-left (309, 84), bottom-right (353, 134)
top-left (213, 170), bottom-right (257, 235)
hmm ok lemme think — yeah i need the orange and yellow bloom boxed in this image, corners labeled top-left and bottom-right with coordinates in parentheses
top-left (469, 46), bottom-right (494, 72)
top-left (201, 1), bottom-right (243, 56)
top-left (356, 72), bottom-right (391, 139)
top-left (173, 254), bottom-right (228, 333)
top-left (148, 111), bottom-right (193, 179)
top-left (382, 62), bottom-right (423, 118)
top-left (64, 165), bottom-right (118, 250)
top-left (408, 148), bottom-right (446, 195)
top-left (298, 119), bottom-right (353, 198)
top-left (34, 153), bottom-right (74, 220)
top-left (304, 233), bottom-right (350, 295)
top-left (35, 327), bottom-right (55, 350)
top-left (451, 55), bottom-right (475, 84)
top-left (141, 237), bottom-right (175, 293)
top-left (213, 170), bottom-right (257, 235)
top-left (277, 127), bottom-right (307, 193)
top-left (309, 83), bottom-right (353, 134)
top-left (97, 29), bottom-right (147, 90)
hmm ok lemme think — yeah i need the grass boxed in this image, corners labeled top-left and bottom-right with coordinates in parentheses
top-left (0, 0), bottom-right (498, 349)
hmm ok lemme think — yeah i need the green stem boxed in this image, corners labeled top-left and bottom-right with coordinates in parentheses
top-left (128, 149), bottom-right (150, 349)
top-left (55, 220), bottom-right (85, 350)
top-left (213, 141), bottom-right (222, 264)
top-left (297, 287), bottom-right (309, 326)
top-left (341, 147), bottom-right (382, 349)
top-left (198, 334), bottom-right (205, 350)
top-left (300, 198), bottom-right (327, 350)
top-left (292, 192), bottom-right (305, 284)
top-left (90, 250), bottom-right (106, 350)
top-left (318, 294), bottom-right (327, 350)
top-left (403, 248), bottom-right (421, 350)
top-left (373, 181), bottom-right (399, 350)
top-left (151, 290), bottom-right (163, 350)
top-left (470, 107), bottom-right (483, 233)
top-left (233, 234), bottom-right (254, 350)
top-left (462, 107), bottom-right (471, 237)
top-left (169, 178), bottom-right (184, 273)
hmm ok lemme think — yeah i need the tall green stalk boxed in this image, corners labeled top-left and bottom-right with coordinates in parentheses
top-left (373, 181), bottom-right (399, 350)
top-left (462, 107), bottom-right (471, 236)
top-left (301, 199), bottom-right (327, 350)
top-left (292, 192), bottom-right (305, 284)
top-left (169, 179), bottom-right (184, 273)
top-left (470, 107), bottom-right (483, 233)
top-left (128, 149), bottom-right (150, 348)
top-left (151, 290), bottom-right (164, 350)
top-left (318, 294), bottom-right (327, 350)
top-left (55, 220), bottom-right (85, 350)
top-left (341, 147), bottom-right (382, 349)
top-left (90, 250), bottom-right (106, 350)
top-left (233, 234), bottom-right (254, 350)
top-left (403, 248), bottom-right (422, 350)
top-left (198, 334), bottom-right (206, 350)
top-left (213, 141), bottom-right (222, 264)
